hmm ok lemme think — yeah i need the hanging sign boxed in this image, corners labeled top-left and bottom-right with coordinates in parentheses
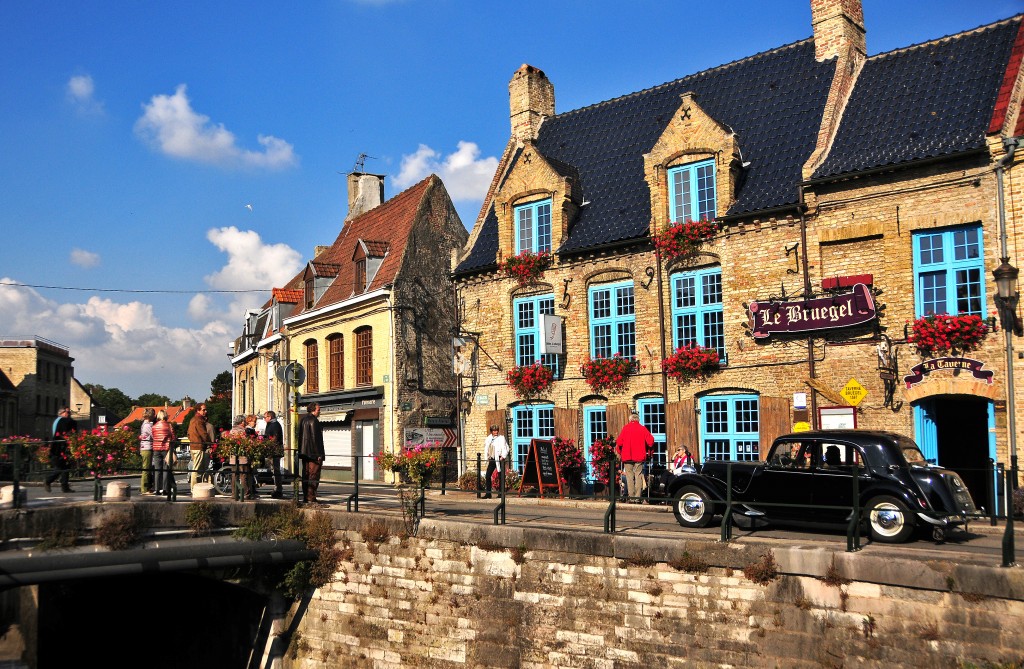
top-left (840, 378), bottom-right (866, 406)
top-left (903, 357), bottom-right (994, 388)
top-left (540, 314), bottom-right (564, 355)
top-left (748, 284), bottom-right (876, 339)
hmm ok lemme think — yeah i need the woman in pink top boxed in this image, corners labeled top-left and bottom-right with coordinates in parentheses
top-left (151, 410), bottom-right (175, 495)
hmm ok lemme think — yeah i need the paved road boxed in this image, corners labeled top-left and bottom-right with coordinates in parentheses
top-left (12, 477), bottom-right (1022, 568)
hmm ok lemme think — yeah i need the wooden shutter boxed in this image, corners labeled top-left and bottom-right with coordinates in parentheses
top-left (759, 396), bottom-right (792, 457)
top-left (485, 409), bottom-right (508, 441)
top-left (606, 403), bottom-right (631, 442)
top-left (554, 408), bottom-right (579, 443)
top-left (667, 401), bottom-right (699, 461)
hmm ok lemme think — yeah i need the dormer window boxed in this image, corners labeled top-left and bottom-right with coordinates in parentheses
top-left (514, 199), bottom-right (552, 254)
top-left (352, 240), bottom-right (388, 296)
top-left (355, 259), bottom-right (367, 294)
top-left (668, 159), bottom-right (716, 223)
top-left (304, 278), bottom-right (314, 308)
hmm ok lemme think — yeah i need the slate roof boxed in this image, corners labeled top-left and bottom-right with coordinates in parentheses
top-left (456, 39), bottom-right (836, 274)
top-left (813, 17), bottom-right (1022, 181)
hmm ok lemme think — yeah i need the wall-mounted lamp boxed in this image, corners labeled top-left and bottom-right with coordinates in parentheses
top-left (993, 257), bottom-right (1023, 336)
top-left (460, 391), bottom-right (473, 415)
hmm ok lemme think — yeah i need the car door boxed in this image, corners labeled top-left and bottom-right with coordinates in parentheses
top-left (743, 439), bottom-right (815, 520)
top-left (812, 440), bottom-right (867, 523)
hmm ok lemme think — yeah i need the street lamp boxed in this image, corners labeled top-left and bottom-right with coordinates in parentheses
top-left (993, 258), bottom-right (1022, 336)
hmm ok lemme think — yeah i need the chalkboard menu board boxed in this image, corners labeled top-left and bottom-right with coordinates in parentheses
top-left (519, 439), bottom-right (563, 497)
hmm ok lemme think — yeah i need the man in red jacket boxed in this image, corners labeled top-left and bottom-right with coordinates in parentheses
top-left (616, 411), bottom-right (653, 503)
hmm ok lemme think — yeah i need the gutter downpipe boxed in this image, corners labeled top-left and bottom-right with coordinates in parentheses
top-left (655, 246), bottom-right (669, 413)
top-left (798, 186), bottom-right (818, 428)
top-left (996, 137), bottom-right (1019, 488)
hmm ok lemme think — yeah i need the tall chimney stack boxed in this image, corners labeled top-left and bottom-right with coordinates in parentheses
top-left (811, 0), bottom-right (866, 62)
top-left (347, 172), bottom-right (385, 220)
top-left (509, 64), bottom-right (555, 143)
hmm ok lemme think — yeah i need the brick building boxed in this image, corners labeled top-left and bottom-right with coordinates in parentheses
top-left (230, 172), bottom-right (467, 479)
top-left (0, 337), bottom-right (75, 439)
top-left (453, 0), bottom-right (1024, 501)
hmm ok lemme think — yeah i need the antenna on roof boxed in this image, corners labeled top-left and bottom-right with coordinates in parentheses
top-left (354, 153), bottom-right (376, 173)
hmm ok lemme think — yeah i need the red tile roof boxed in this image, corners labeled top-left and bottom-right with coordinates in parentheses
top-left (115, 405), bottom-right (195, 428)
top-left (273, 288), bottom-right (303, 304)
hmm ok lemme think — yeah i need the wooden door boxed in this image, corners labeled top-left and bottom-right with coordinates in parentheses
top-left (758, 396), bottom-right (791, 458)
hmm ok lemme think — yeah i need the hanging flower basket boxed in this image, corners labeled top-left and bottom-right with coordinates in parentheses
top-left (651, 218), bottom-right (718, 261)
top-left (552, 436), bottom-right (584, 490)
top-left (501, 251), bottom-right (550, 286)
top-left (662, 344), bottom-right (721, 383)
top-left (580, 354), bottom-right (638, 395)
top-left (908, 314), bottom-right (989, 358)
top-left (506, 361), bottom-right (555, 399)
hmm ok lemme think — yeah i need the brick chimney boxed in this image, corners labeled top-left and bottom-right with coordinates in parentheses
top-left (811, 0), bottom-right (866, 61)
top-left (347, 172), bottom-right (385, 220)
top-left (509, 64), bottom-right (555, 143)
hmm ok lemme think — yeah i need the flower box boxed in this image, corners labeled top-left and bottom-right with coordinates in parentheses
top-left (581, 354), bottom-right (637, 394)
top-left (506, 361), bottom-right (555, 399)
top-left (651, 218), bottom-right (718, 261)
top-left (500, 251), bottom-right (550, 286)
top-left (662, 344), bottom-right (721, 382)
top-left (908, 314), bottom-right (989, 358)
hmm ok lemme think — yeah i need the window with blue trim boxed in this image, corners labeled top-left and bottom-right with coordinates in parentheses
top-left (913, 225), bottom-right (985, 318)
top-left (700, 395), bottom-right (759, 461)
top-left (671, 267), bottom-right (726, 363)
top-left (512, 404), bottom-right (555, 471)
top-left (668, 159), bottom-right (716, 223)
top-left (637, 398), bottom-right (667, 467)
top-left (588, 281), bottom-right (636, 359)
top-left (514, 294), bottom-right (559, 376)
top-left (583, 406), bottom-right (607, 480)
top-left (514, 199), bottom-right (552, 255)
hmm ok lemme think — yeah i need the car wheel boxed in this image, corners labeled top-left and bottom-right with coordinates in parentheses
top-left (866, 495), bottom-right (915, 543)
top-left (214, 469), bottom-right (234, 496)
top-left (673, 485), bottom-right (714, 528)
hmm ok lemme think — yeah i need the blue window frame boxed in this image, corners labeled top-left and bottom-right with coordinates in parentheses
top-left (583, 405), bottom-right (608, 480)
top-left (588, 281), bottom-right (636, 359)
top-left (671, 267), bottom-right (726, 363)
top-left (512, 403), bottom-right (555, 471)
top-left (514, 294), bottom-right (559, 377)
top-left (668, 159), bottom-right (716, 223)
top-left (637, 398), bottom-right (667, 467)
top-left (700, 394), bottom-right (759, 461)
top-left (515, 199), bottom-right (552, 255)
top-left (912, 225), bottom-right (985, 318)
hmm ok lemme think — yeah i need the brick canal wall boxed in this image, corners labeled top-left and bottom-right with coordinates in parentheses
top-left (289, 515), bottom-right (1024, 668)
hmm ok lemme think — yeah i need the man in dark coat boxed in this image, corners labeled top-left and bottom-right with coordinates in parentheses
top-left (44, 407), bottom-right (77, 493)
top-left (298, 403), bottom-right (325, 506)
top-left (263, 410), bottom-right (285, 498)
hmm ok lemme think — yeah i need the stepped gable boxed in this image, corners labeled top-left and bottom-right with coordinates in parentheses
top-left (813, 16), bottom-right (1022, 181)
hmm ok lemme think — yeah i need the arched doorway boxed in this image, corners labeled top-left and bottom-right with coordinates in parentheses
top-left (914, 395), bottom-right (995, 509)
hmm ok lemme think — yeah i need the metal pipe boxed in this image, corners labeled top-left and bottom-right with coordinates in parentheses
top-left (995, 137), bottom-right (1019, 484)
top-left (798, 186), bottom-right (818, 428)
top-left (654, 246), bottom-right (669, 412)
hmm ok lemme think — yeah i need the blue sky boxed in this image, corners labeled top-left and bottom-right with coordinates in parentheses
top-left (1, 0), bottom-right (1020, 401)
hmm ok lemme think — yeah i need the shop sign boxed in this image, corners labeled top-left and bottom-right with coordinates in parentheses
top-left (793, 421), bottom-right (811, 433)
top-left (748, 284), bottom-right (876, 339)
top-left (840, 378), bottom-right (866, 406)
top-left (903, 357), bottom-right (994, 388)
top-left (404, 427), bottom-right (456, 448)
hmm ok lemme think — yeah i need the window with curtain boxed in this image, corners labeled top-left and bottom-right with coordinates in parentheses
top-left (700, 394), bottom-right (760, 461)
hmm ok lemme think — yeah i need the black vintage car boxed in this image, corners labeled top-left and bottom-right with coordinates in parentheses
top-left (667, 430), bottom-right (977, 543)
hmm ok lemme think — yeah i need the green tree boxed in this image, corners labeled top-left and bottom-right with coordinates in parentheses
top-left (136, 392), bottom-right (171, 407)
top-left (205, 370), bottom-right (233, 434)
top-left (83, 384), bottom-right (134, 424)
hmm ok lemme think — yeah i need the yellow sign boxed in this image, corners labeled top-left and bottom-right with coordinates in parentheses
top-left (793, 421), bottom-right (811, 433)
top-left (840, 378), bottom-right (866, 406)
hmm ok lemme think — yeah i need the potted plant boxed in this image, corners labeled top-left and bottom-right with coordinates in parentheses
top-left (506, 361), bottom-right (555, 400)
top-left (581, 354), bottom-right (637, 394)
top-left (651, 217), bottom-right (718, 261)
top-left (377, 443), bottom-right (442, 487)
top-left (662, 344), bottom-right (721, 382)
top-left (500, 251), bottom-right (551, 286)
top-left (552, 436), bottom-right (585, 492)
top-left (588, 436), bottom-right (620, 495)
top-left (908, 313), bottom-right (989, 358)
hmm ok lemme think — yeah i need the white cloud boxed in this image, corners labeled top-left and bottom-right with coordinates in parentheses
top-left (69, 248), bottom-right (101, 268)
top-left (204, 227), bottom-right (303, 292)
top-left (66, 74), bottom-right (103, 115)
top-left (393, 141), bottom-right (498, 201)
top-left (134, 85), bottom-right (297, 169)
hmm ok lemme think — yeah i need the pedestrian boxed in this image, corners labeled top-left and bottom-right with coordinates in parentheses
top-left (482, 424), bottom-right (509, 499)
top-left (187, 402), bottom-right (211, 492)
top-left (139, 408), bottom-right (155, 494)
top-left (244, 414), bottom-right (259, 437)
top-left (615, 411), bottom-right (653, 503)
top-left (230, 414), bottom-right (246, 437)
top-left (298, 403), bottom-right (325, 506)
top-left (263, 410), bottom-right (284, 499)
top-left (44, 407), bottom-right (77, 493)
top-left (152, 409), bottom-right (175, 495)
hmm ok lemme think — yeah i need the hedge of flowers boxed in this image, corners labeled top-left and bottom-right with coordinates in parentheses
top-left (66, 426), bottom-right (140, 476)
top-left (0, 435), bottom-right (45, 468)
top-left (662, 344), bottom-right (721, 382)
top-left (377, 442), bottom-right (442, 487)
top-left (491, 466), bottom-right (522, 492)
top-left (908, 313), bottom-right (989, 358)
top-left (581, 354), bottom-right (637, 394)
top-left (588, 436), bottom-right (619, 487)
top-left (651, 218), bottom-right (718, 261)
top-left (212, 432), bottom-right (281, 464)
top-left (506, 361), bottom-right (555, 399)
top-left (552, 436), bottom-right (584, 489)
top-left (501, 251), bottom-right (550, 286)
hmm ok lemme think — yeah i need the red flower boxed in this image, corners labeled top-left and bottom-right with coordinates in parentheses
top-left (581, 354), bottom-right (637, 394)
top-left (908, 314), bottom-right (988, 357)
top-left (662, 344), bottom-right (720, 382)
top-left (500, 251), bottom-right (551, 286)
top-left (507, 361), bottom-right (555, 399)
top-left (651, 218), bottom-right (718, 261)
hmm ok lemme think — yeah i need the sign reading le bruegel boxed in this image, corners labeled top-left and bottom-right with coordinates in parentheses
top-left (748, 284), bottom-right (876, 339)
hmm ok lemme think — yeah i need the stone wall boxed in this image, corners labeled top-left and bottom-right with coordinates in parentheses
top-left (290, 515), bottom-right (1024, 668)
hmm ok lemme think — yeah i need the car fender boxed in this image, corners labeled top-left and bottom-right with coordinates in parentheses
top-left (666, 473), bottom-right (726, 501)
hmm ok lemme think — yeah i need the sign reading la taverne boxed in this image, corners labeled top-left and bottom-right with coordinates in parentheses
top-left (749, 284), bottom-right (876, 339)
